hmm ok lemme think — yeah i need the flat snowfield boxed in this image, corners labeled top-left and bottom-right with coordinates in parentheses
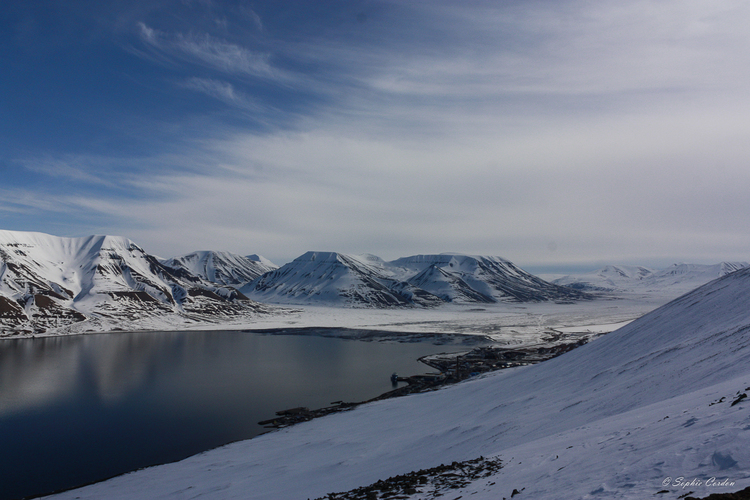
top-left (179, 296), bottom-right (663, 343)
top-left (16, 285), bottom-right (659, 340)
top-left (40, 269), bottom-right (750, 500)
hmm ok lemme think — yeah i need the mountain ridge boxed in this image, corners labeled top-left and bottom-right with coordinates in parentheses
top-left (0, 230), bottom-right (271, 336)
top-left (162, 250), bottom-right (277, 286)
top-left (242, 251), bottom-right (445, 308)
top-left (242, 251), bottom-right (590, 306)
top-left (551, 261), bottom-right (749, 294)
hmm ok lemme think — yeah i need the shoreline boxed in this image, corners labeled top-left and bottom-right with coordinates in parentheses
top-left (257, 335), bottom-right (592, 430)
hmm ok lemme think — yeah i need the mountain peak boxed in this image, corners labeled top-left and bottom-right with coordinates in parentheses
top-left (164, 250), bottom-right (277, 286)
top-left (244, 251), bottom-right (588, 306)
top-left (1, 231), bottom-right (271, 336)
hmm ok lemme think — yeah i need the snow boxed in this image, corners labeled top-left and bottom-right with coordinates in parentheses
top-left (162, 250), bottom-right (277, 285)
top-left (243, 251), bottom-right (586, 306)
top-left (1, 231), bottom-right (271, 336)
top-left (245, 254), bottom-right (278, 269)
top-left (41, 265), bottom-right (750, 500)
top-left (231, 299), bottom-right (658, 346)
top-left (6, 230), bottom-right (724, 339)
top-left (550, 262), bottom-right (749, 296)
top-left (242, 251), bottom-right (443, 307)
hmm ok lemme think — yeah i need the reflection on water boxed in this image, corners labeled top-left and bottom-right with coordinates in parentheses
top-left (0, 330), bottom-right (465, 500)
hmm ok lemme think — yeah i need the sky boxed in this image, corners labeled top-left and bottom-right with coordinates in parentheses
top-left (2, 0), bottom-right (750, 270)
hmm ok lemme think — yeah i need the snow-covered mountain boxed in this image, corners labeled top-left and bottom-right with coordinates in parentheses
top-left (48, 249), bottom-right (750, 500)
top-left (242, 251), bottom-right (445, 307)
top-left (550, 264), bottom-right (655, 291)
top-left (647, 262), bottom-right (749, 292)
top-left (242, 252), bottom-right (589, 306)
top-left (0, 231), bottom-right (271, 336)
top-left (392, 253), bottom-right (587, 303)
top-left (551, 261), bottom-right (748, 296)
top-left (162, 251), bottom-right (277, 286)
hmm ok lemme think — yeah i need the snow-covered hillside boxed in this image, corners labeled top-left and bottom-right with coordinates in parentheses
top-left (552, 262), bottom-right (748, 296)
top-left (551, 264), bottom-right (655, 291)
top-left (243, 252), bottom-right (589, 306)
top-left (0, 231), bottom-right (271, 336)
top-left (162, 250), bottom-right (277, 286)
top-left (46, 260), bottom-right (750, 499)
top-left (243, 251), bottom-right (444, 307)
top-left (646, 262), bottom-right (749, 293)
top-left (392, 253), bottom-right (587, 303)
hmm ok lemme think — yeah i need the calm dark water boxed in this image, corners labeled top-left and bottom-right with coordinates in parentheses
top-left (0, 329), bottom-right (467, 500)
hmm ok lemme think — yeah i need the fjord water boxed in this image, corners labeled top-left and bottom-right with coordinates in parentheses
top-left (0, 330), bottom-right (466, 500)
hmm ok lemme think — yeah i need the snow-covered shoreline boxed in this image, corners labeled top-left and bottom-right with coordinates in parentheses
top-left (9, 297), bottom-right (657, 346)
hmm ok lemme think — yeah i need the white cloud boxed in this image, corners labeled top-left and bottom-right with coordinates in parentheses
top-left (347, 1), bottom-right (750, 104)
top-left (36, 92), bottom-right (750, 266)
top-left (136, 22), bottom-right (277, 79)
top-left (15, 156), bottom-right (120, 187)
top-left (179, 77), bottom-right (265, 111)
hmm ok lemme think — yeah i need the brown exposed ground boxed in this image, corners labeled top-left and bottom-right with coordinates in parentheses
top-left (0, 296), bottom-right (25, 318)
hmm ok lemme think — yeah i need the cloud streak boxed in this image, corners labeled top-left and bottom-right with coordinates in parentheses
top-left (178, 77), bottom-right (266, 111)
top-left (136, 22), bottom-right (279, 80)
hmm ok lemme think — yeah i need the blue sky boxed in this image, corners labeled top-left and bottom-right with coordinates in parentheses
top-left (2, 1), bottom-right (750, 269)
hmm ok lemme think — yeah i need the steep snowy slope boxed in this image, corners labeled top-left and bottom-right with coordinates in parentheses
top-left (392, 253), bottom-right (589, 303)
top-left (242, 251), bottom-right (443, 307)
top-left (552, 261), bottom-right (748, 296)
top-left (50, 267), bottom-right (750, 500)
top-left (243, 252), bottom-right (588, 306)
top-left (163, 251), bottom-right (277, 286)
top-left (0, 231), bottom-right (270, 336)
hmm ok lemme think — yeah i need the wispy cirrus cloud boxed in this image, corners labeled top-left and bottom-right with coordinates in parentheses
top-left (136, 22), bottom-right (278, 80)
top-left (178, 77), bottom-right (267, 111)
top-left (16, 156), bottom-right (121, 188)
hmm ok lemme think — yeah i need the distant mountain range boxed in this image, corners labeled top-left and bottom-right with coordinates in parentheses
top-left (241, 252), bottom-right (589, 307)
top-left (0, 231), bottom-right (272, 336)
top-left (550, 262), bottom-right (749, 295)
top-left (3, 230), bottom-right (746, 336)
top-left (0, 231), bottom-right (591, 335)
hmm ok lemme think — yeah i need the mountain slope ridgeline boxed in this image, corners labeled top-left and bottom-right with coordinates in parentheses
top-left (0, 231), bottom-right (271, 336)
